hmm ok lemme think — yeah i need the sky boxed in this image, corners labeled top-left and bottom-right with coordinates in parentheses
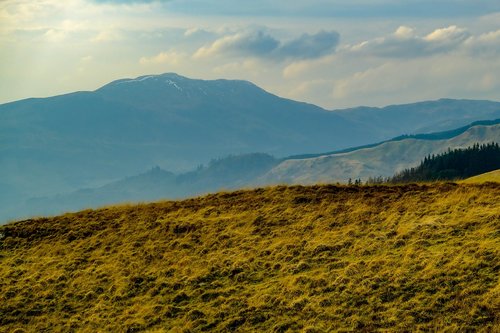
top-left (0, 0), bottom-right (499, 108)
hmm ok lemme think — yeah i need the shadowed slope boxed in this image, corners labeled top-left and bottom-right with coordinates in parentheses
top-left (1, 184), bottom-right (499, 332)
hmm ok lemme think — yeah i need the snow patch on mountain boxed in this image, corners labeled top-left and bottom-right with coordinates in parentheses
top-left (166, 79), bottom-right (182, 91)
top-left (114, 75), bottom-right (156, 85)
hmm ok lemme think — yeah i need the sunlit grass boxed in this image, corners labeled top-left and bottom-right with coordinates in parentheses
top-left (1, 183), bottom-right (499, 332)
top-left (462, 169), bottom-right (500, 184)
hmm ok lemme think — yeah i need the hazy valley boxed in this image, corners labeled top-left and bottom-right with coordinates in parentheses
top-left (1, 74), bottom-right (500, 222)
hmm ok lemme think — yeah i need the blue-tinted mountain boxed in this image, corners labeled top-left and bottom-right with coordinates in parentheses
top-left (0, 73), bottom-right (369, 203)
top-left (20, 153), bottom-right (279, 219)
top-left (2, 73), bottom-right (500, 223)
top-left (334, 98), bottom-right (500, 137)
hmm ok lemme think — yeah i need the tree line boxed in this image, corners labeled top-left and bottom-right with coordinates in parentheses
top-left (366, 142), bottom-right (500, 184)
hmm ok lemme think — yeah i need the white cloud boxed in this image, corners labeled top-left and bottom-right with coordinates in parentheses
top-left (1, 0), bottom-right (500, 109)
top-left (184, 27), bottom-right (203, 37)
top-left (350, 25), bottom-right (471, 58)
top-left (327, 54), bottom-right (500, 107)
top-left (193, 30), bottom-right (279, 59)
top-left (477, 29), bottom-right (500, 42)
top-left (91, 29), bottom-right (123, 42)
top-left (212, 59), bottom-right (264, 78)
top-left (332, 62), bottom-right (411, 100)
top-left (479, 11), bottom-right (500, 23)
top-left (424, 25), bottom-right (467, 42)
top-left (77, 55), bottom-right (94, 73)
top-left (273, 25), bottom-right (500, 108)
top-left (463, 29), bottom-right (500, 56)
top-left (286, 79), bottom-right (333, 105)
top-left (44, 29), bottom-right (67, 42)
top-left (282, 55), bottom-right (336, 79)
top-left (393, 26), bottom-right (415, 39)
top-left (139, 50), bottom-right (185, 65)
top-left (81, 55), bottom-right (93, 62)
top-left (41, 19), bottom-right (90, 42)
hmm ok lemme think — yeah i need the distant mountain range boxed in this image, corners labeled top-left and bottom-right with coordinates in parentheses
top-left (0, 73), bottom-right (368, 202)
top-left (1, 73), bottom-right (500, 222)
top-left (15, 119), bottom-right (500, 221)
top-left (335, 99), bottom-right (500, 138)
top-left (23, 154), bottom-right (279, 218)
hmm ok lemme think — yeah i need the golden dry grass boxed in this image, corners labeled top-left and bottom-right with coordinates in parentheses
top-left (462, 169), bottom-right (500, 184)
top-left (1, 183), bottom-right (499, 332)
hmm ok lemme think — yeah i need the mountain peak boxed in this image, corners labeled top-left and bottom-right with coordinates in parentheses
top-left (97, 73), bottom-right (258, 92)
top-left (98, 73), bottom-right (189, 90)
top-left (94, 73), bottom-right (270, 110)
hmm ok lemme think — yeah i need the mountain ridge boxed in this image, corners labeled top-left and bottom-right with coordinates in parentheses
top-left (333, 98), bottom-right (500, 136)
top-left (2, 73), bottom-right (500, 223)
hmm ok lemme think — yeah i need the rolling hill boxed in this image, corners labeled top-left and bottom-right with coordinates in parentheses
top-left (4, 120), bottom-right (500, 223)
top-left (1, 183), bottom-right (499, 331)
top-left (260, 122), bottom-right (500, 185)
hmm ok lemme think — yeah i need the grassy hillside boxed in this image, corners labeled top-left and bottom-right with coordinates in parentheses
top-left (288, 118), bottom-right (500, 161)
top-left (1, 184), bottom-right (499, 332)
top-left (261, 124), bottom-right (500, 185)
top-left (462, 169), bottom-right (500, 184)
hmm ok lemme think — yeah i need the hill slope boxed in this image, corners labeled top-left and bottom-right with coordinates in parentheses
top-left (462, 169), bottom-right (500, 183)
top-left (261, 123), bottom-right (500, 184)
top-left (287, 118), bottom-right (500, 160)
top-left (1, 184), bottom-right (499, 332)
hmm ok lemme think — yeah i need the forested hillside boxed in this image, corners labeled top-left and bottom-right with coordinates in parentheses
top-left (388, 143), bottom-right (500, 183)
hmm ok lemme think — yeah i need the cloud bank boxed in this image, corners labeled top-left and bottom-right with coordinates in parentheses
top-left (1, 0), bottom-right (500, 108)
top-left (194, 30), bottom-right (340, 60)
top-left (350, 25), bottom-right (471, 58)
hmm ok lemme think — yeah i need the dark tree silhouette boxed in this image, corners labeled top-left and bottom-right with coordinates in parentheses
top-left (387, 142), bottom-right (500, 183)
